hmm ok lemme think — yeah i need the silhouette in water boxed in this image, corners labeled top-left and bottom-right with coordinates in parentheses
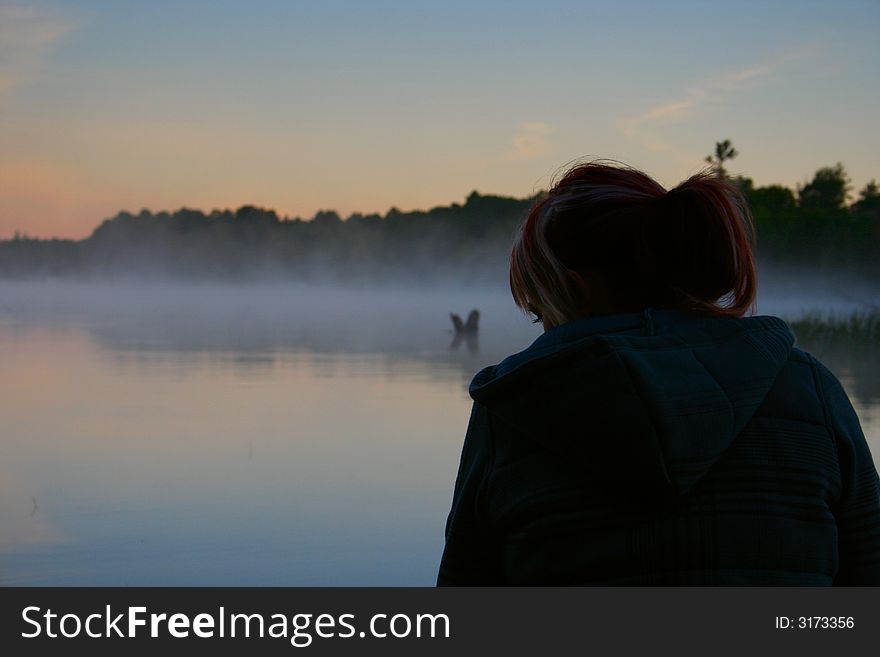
top-left (449, 309), bottom-right (480, 353)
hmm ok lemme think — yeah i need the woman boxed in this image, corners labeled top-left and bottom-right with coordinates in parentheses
top-left (437, 161), bottom-right (880, 585)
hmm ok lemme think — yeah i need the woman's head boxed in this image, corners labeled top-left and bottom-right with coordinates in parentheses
top-left (509, 160), bottom-right (757, 328)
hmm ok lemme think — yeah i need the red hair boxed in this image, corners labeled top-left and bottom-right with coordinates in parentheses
top-left (510, 161), bottom-right (757, 326)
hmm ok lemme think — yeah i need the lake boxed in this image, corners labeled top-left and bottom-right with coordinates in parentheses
top-left (1, 278), bottom-right (877, 585)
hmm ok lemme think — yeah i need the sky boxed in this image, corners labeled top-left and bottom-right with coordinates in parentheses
top-left (1, 0), bottom-right (878, 239)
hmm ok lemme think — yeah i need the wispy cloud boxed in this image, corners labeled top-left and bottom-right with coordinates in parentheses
top-left (0, 1), bottom-right (77, 98)
top-left (511, 122), bottom-right (555, 160)
top-left (620, 46), bottom-right (819, 140)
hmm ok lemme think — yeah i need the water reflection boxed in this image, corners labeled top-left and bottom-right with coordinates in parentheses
top-left (0, 281), bottom-right (876, 585)
top-left (0, 288), bottom-right (528, 585)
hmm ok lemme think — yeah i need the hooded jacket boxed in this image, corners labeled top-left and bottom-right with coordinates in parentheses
top-left (437, 308), bottom-right (880, 585)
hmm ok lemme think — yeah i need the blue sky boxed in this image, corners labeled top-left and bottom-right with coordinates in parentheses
top-left (1, 0), bottom-right (878, 237)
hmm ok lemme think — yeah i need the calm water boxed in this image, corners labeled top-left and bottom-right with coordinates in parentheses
top-left (1, 280), bottom-right (877, 585)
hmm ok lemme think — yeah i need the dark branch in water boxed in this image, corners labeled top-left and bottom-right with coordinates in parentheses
top-left (450, 309), bottom-right (479, 335)
top-left (450, 309), bottom-right (480, 354)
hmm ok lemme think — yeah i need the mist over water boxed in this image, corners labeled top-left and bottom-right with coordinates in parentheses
top-left (754, 263), bottom-right (879, 317)
top-left (0, 272), bottom-right (877, 585)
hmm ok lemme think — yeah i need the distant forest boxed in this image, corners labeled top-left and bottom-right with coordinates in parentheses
top-left (2, 152), bottom-right (878, 283)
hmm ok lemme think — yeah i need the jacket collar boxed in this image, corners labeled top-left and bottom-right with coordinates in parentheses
top-left (493, 308), bottom-right (654, 378)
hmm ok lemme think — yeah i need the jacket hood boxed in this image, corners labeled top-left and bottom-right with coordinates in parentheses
top-left (470, 308), bottom-right (795, 494)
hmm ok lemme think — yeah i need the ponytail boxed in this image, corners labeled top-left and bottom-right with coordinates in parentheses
top-left (645, 171), bottom-right (757, 317)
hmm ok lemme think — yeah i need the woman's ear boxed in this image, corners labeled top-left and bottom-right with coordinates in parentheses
top-left (564, 268), bottom-right (597, 319)
top-left (565, 268), bottom-right (591, 301)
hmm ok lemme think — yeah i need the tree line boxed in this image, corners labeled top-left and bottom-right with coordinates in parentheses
top-left (706, 140), bottom-right (879, 268)
top-left (1, 148), bottom-right (878, 282)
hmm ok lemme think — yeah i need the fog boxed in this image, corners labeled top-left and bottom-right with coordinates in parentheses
top-left (0, 263), bottom-right (876, 353)
top-left (754, 262), bottom-right (878, 316)
top-left (0, 280), bottom-right (537, 369)
top-left (1, 267), bottom-right (875, 393)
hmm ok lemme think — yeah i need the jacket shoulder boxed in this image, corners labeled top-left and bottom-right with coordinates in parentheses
top-left (752, 346), bottom-right (826, 427)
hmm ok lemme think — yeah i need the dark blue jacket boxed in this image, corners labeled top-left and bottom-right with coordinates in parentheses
top-left (437, 308), bottom-right (880, 585)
